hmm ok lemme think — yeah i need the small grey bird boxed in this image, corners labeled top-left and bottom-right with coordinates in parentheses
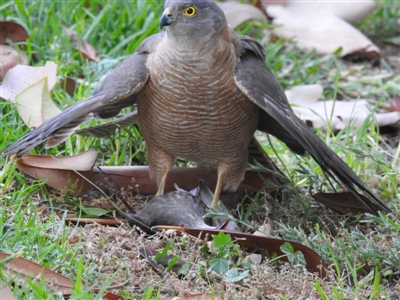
top-left (127, 180), bottom-right (239, 231)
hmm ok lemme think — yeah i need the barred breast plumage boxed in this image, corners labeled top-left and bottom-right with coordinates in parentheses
top-left (137, 39), bottom-right (259, 191)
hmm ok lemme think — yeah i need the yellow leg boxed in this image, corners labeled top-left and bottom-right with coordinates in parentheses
top-left (211, 170), bottom-right (226, 210)
top-left (156, 164), bottom-right (169, 196)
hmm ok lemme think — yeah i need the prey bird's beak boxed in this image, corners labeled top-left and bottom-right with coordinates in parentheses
top-left (160, 8), bottom-right (174, 29)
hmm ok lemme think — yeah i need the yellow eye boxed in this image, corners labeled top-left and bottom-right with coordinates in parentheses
top-left (183, 5), bottom-right (196, 17)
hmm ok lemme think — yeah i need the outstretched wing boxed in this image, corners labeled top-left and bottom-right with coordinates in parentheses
top-left (2, 33), bottom-right (164, 156)
top-left (235, 36), bottom-right (390, 215)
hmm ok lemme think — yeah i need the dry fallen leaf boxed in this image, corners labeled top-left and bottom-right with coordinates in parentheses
top-left (0, 252), bottom-right (123, 299)
top-left (267, 0), bottom-right (377, 24)
top-left (287, 84), bottom-right (400, 132)
top-left (312, 191), bottom-right (384, 215)
top-left (0, 44), bottom-right (28, 81)
top-left (0, 61), bottom-right (57, 102)
top-left (64, 214), bottom-right (124, 226)
top-left (16, 149), bottom-right (98, 195)
top-left (390, 95), bottom-right (400, 112)
top-left (266, 2), bottom-right (380, 58)
top-left (0, 251), bottom-right (74, 295)
top-left (0, 282), bottom-right (17, 300)
top-left (249, 0), bottom-right (285, 11)
top-left (62, 23), bottom-right (100, 62)
top-left (0, 21), bottom-right (29, 44)
top-left (216, 1), bottom-right (267, 28)
top-left (15, 77), bottom-right (62, 127)
top-left (59, 77), bottom-right (77, 97)
top-left (92, 166), bottom-right (276, 195)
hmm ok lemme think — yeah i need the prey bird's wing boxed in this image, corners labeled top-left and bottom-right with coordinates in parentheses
top-left (234, 36), bottom-right (390, 215)
top-left (2, 33), bottom-right (164, 156)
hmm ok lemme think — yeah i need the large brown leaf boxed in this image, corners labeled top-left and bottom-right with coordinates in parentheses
top-left (16, 149), bottom-right (97, 195)
top-left (92, 166), bottom-right (277, 195)
top-left (312, 191), bottom-right (385, 215)
top-left (62, 23), bottom-right (100, 62)
top-left (0, 252), bottom-right (74, 294)
top-left (0, 252), bottom-right (123, 299)
top-left (0, 21), bottom-right (29, 44)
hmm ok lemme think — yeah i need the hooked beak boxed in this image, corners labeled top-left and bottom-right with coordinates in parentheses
top-left (160, 8), bottom-right (174, 29)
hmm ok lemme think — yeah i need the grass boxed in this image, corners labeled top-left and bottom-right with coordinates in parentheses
top-left (1, 0), bottom-right (400, 299)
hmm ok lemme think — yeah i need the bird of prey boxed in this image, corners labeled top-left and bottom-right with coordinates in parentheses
top-left (2, 0), bottom-right (390, 214)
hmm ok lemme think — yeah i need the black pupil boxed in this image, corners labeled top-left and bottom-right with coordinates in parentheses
top-left (187, 8), bottom-right (193, 14)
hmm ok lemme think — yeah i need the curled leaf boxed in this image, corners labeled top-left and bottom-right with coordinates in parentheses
top-left (287, 84), bottom-right (400, 132)
top-left (16, 150), bottom-right (97, 195)
top-left (216, 1), bottom-right (267, 28)
top-left (59, 77), bottom-right (77, 97)
top-left (0, 21), bottom-right (29, 44)
top-left (266, 4), bottom-right (380, 58)
top-left (0, 251), bottom-right (123, 299)
top-left (0, 61), bottom-right (57, 102)
top-left (0, 44), bottom-right (28, 81)
top-left (15, 77), bottom-right (62, 127)
top-left (0, 251), bottom-right (73, 295)
top-left (62, 23), bottom-right (100, 62)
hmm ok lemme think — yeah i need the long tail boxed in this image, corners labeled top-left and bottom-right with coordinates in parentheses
top-left (264, 99), bottom-right (390, 215)
top-left (2, 93), bottom-right (108, 156)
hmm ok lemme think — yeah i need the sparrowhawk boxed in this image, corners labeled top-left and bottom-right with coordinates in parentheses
top-left (2, 0), bottom-right (390, 214)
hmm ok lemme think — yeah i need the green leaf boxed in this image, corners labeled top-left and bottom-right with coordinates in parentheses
top-left (280, 242), bottom-right (294, 255)
top-left (154, 241), bottom-right (173, 260)
top-left (166, 256), bottom-right (178, 272)
top-left (289, 251), bottom-right (307, 268)
top-left (383, 36), bottom-right (400, 46)
top-left (209, 257), bottom-right (229, 274)
top-left (213, 232), bottom-right (234, 249)
top-left (218, 248), bottom-right (229, 258)
top-left (178, 262), bottom-right (191, 276)
top-left (226, 268), bottom-right (249, 282)
top-left (280, 242), bottom-right (306, 268)
top-left (197, 264), bottom-right (206, 279)
top-left (78, 204), bottom-right (109, 217)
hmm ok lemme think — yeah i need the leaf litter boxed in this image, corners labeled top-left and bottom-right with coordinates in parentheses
top-left (2, 2), bottom-right (399, 299)
top-left (0, 21), bottom-right (29, 80)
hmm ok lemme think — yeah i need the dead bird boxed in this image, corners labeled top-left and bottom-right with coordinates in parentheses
top-left (126, 180), bottom-right (240, 233)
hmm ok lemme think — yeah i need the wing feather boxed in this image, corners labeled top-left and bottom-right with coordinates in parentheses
top-left (235, 38), bottom-right (390, 214)
top-left (2, 33), bottom-right (164, 156)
